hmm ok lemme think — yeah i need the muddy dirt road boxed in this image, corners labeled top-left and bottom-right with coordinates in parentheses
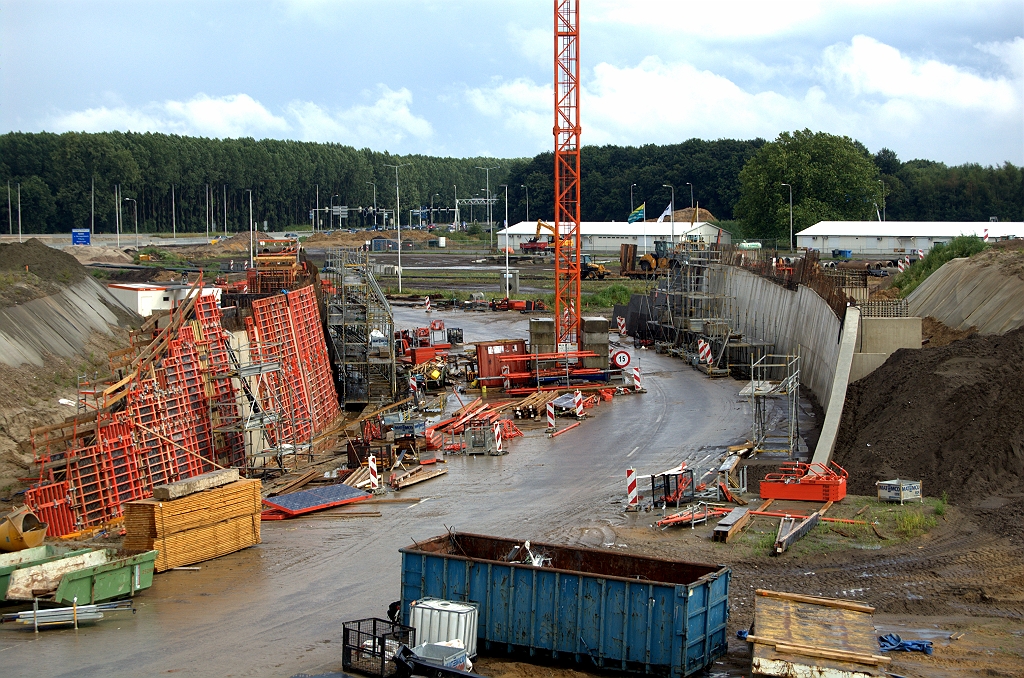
top-left (1, 308), bottom-right (756, 678)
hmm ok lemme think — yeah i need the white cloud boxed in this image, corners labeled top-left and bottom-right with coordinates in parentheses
top-left (977, 36), bottom-right (1024, 78)
top-left (464, 36), bottom-right (1023, 163)
top-left (822, 35), bottom-right (1020, 112)
top-left (507, 24), bottom-right (549, 68)
top-left (288, 86), bottom-right (433, 146)
top-left (48, 88), bottom-right (433, 148)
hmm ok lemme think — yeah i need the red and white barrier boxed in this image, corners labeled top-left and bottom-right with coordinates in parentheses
top-left (409, 377), bottom-right (418, 393)
top-left (897, 259), bottom-right (905, 273)
top-left (493, 421), bottom-right (503, 454)
top-left (573, 390), bottom-right (584, 418)
top-left (546, 402), bottom-right (556, 429)
top-left (632, 366), bottom-right (643, 391)
top-left (424, 296), bottom-right (431, 313)
top-left (616, 316), bottom-right (627, 336)
top-left (984, 228), bottom-right (989, 242)
top-left (368, 455), bottom-right (379, 490)
top-left (698, 339), bottom-right (712, 364)
top-left (918, 249), bottom-right (924, 260)
top-left (626, 467), bottom-right (638, 507)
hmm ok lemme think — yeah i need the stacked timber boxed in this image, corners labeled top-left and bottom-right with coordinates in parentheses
top-left (123, 469), bottom-right (261, 572)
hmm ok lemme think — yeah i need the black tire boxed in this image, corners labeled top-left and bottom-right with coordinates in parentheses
top-left (598, 274), bottom-right (605, 280)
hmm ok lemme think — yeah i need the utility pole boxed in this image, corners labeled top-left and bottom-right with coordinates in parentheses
top-left (17, 183), bottom-right (22, 243)
top-left (91, 176), bottom-right (95, 235)
top-left (781, 183), bottom-right (793, 251)
top-left (315, 184), bottom-right (320, 233)
top-left (206, 183), bottom-right (210, 240)
top-left (115, 185), bottom-right (121, 248)
top-left (384, 163), bottom-right (411, 292)
top-left (521, 184), bottom-right (529, 222)
top-left (171, 184), bottom-right (176, 239)
top-left (7, 181), bottom-right (12, 235)
top-left (223, 184), bottom-right (227, 236)
top-left (476, 165), bottom-right (498, 249)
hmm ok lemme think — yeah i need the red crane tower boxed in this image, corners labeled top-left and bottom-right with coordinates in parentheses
top-left (553, 0), bottom-right (582, 350)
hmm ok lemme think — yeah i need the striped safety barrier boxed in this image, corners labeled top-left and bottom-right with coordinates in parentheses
top-left (368, 455), bottom-right (379, 490)
top-left (493, 422), bottom-right (503, 454)
top-left (918, 249), bottom-right (924, 260)
top-left (898, 259), bottom-right (905, 273)
top-left (425, 296), bottom-right (431, 312)
top-left (633, 366), bottom-right (643, 391)
top-left (546, 402), bottom-right (556, 429)
top-left (616, 316), bottom-right (627, 336)
top-left (574, 390), bottom-right (584, 418)
top-left (626, 467), bottom-right (638, 507)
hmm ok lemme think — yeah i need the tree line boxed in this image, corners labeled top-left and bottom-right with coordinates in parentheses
top-left (1, 130), bottom-right (1020, 239)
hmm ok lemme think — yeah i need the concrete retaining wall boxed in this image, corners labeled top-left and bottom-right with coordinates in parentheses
top-left (907, 256), bottom-right (1024, 334)
top-left (857, 317), bottom-right (922, 354)
top-left (716, 267), bottom-right (843, 411)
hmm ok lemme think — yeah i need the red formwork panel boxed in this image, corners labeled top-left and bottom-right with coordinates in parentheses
top-left (65, 443), bottom-right (119, 528)
top-left (286, 286), bottom-right (339, 432)
top-left (97, 413), bottom-right (146, 508)
top-left (164, 335), bottom-right (214, 463)
top-left (25, 481), bottom-right (77, 537)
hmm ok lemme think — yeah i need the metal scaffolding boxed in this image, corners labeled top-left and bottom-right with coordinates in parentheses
top-left (322, 247), bottom-right (397, 406)
top-left (746, 354), bottom-right (801, 458)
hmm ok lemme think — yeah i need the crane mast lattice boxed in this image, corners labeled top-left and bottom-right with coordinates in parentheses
top-left (553, 0), bottom-right (582, 350)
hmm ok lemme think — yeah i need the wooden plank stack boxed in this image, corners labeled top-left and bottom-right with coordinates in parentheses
top-left (124, 477), bottom-right (262, 572)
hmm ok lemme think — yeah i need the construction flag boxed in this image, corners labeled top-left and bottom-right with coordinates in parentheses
top-left (656, 202), bottom-right (672, 223)
top-left (627, 203), bottom-right (645, 224)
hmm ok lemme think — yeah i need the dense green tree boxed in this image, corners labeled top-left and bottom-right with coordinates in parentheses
top-left (736, 130), bottom-right (880, 241)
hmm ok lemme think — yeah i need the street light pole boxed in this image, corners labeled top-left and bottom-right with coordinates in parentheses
top-left (366, 182), bottom-right (377, 229)
top-left (877, 179), bottom-right (885, 222)
top-left (630, 183), bottom-right (637, 212)
top-left (662, 184), bottom-right (674, 292)
top-left (476, 165), bottom-right (498, 249)
top-left (123, 197), bottom-right (138, 249)
top-left (520, 184), bottom-right (529, 222)
top-left (384, 163), bottom-right (411, 292)
top-left (244, 189), bottom-right (254, 268)
top-left (453, 184), bottom-right (459, 228)
top-left (500, 184), bottom-right (509, 298)
top-left (781, 183), bottom-right (793, 251)
top-left (686, 182), bottom-right (693, 210)
top-left (17, 183), bottom-right (22, 243)
top-left (330, 194), bottom-right (339, 232)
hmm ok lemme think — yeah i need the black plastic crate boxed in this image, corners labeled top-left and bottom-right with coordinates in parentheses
top-left (342, 617), bottom-right (415, 677)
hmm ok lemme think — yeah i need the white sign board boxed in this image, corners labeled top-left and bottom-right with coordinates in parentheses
top-left (876, 479), bottom-right (922, 504)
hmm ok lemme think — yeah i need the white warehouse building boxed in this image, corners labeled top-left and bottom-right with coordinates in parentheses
top-left (497, 221), bottom-right (732, 253)
top-left (796, 221), bottom-right (1021, 256)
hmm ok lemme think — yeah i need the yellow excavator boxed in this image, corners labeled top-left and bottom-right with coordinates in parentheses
top-left (533, 220), bottom-right (609, 279)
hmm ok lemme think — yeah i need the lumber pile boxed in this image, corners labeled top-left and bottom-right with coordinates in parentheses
top-left (124, 479), bottom-right (262, 572)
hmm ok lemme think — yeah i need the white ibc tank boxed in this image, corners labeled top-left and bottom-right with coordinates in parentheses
top-left (409, 598), bottom-right (479, 658)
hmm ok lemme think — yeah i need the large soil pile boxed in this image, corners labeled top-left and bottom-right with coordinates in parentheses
top-left (0, 238), bottom-right (87, 284)
top-left (834, 326), bottom-right (1024, 503)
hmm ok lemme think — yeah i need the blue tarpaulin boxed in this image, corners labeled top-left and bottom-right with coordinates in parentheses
top-left (879, 633), bottom-right (933, 655)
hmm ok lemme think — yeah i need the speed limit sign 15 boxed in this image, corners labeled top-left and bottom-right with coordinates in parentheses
top-left (611, 350), bottom-right (631, 368)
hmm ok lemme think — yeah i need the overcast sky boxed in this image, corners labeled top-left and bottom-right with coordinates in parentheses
top-left (2, 0), bottom-right (1021, 165)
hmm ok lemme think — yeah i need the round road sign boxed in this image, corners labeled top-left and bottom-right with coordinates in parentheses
top-left (611, 350), bottom-right (631, 368)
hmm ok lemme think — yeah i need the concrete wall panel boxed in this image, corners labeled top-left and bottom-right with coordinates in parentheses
top-left (858, 317), bottom-right (922, 354)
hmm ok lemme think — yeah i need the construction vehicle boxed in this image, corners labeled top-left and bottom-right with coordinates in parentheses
top-left (247, 238), bottom-right (310, 293)
top-left (619, 241), bottom-right (676, 278)
top-left (519, 237), bottom-right (548, 254)
top-left (580, 254), bottom-right (608, 280)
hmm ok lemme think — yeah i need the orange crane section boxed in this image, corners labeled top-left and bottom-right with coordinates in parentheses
top-left (553, 0), bottom-right (582, 350)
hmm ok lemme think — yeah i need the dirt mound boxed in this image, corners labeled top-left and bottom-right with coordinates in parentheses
top-left (972, 238), bottom-right (1024, 280)
top-left (834, 326), bottom-right (1024, 504)
top-left (644, 206), bottom-right (716, 223)
top-left (65, 245), bottom-right (133, 265)
top-left (922, 316), bottom-right (976, 348)
top-left (305, 229), bottom-right (436, 247)
top-left (182, 231), bottom-right (271, 257)
top-left (0, 238), bottom-right (87, 285)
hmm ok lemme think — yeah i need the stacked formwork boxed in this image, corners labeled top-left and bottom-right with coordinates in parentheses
top-left (25, 275), bottom-right (339, 537)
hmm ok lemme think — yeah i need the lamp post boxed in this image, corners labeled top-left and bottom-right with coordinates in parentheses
top-left (123, 197), bottom-right (138, 249)
top-left (630, 183), bottom-right (637, 212)
top-left (781, 183), bottom-right (793, 251)
top-left (500, 184), bottom-right (510, 298)
top-left (453, 185), bottom-right (459, 228)
top-left (520, 184), bottom-right (529, 222)
top-left (662, 184), bottom-right (674, 292)
top-left (330, 194), bottom-right (339, 232)
top-left (476, 165), bottom-right (498, 249)
top-left (384, 163), bottom-right (411, 292)
top-left (431, 193), bottom-right (439, 225)
top-left (366, 182), bottom-right (377, 229)
top-left (244, 189), bottom-right (254, 268)
top-left (877, 179), bottom-right (885, 222)
top-left (686, 182), bottom-right (693, 209)
top-left (17, 182), bottom-right (22, 243)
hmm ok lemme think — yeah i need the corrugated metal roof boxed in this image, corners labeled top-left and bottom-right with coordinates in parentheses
top-left (797, 221), bottom-right (1022, 238)
top-left (499, 221), bottom-right (728, 236)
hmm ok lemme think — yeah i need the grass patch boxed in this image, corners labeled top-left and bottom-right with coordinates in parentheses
top-left (891, 235), bottom-right (987, 297)
top-left (136, 246), bottom-right (188, 266)
top-left (894, 510), bottom-right (937, 538)
top-left (934, 491), bottom-right (948, 517)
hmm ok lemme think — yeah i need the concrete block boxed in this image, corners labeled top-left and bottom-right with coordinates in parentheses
top-left (850, 353), bottom-right (889, 383)
top-left (581, 317), bottom-right (609, 332)
top-left (858, 317), bottom-right (922, 354)
top-left (153, 468), bottom-right (240, 501)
